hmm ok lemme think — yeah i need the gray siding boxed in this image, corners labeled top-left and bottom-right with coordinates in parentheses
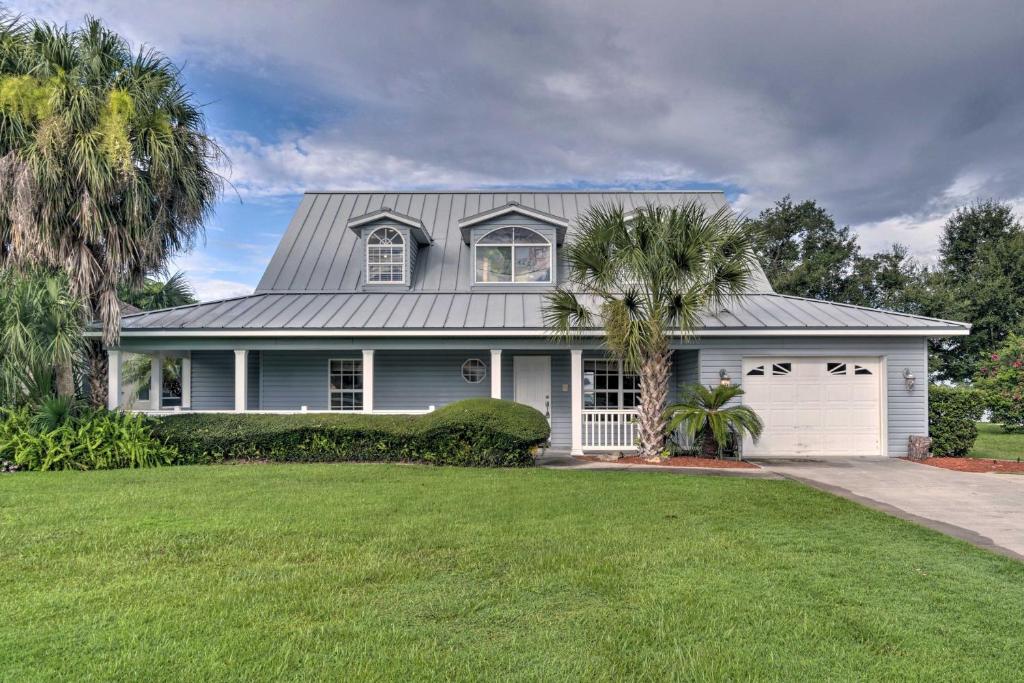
top-left (189, 350), bottom-right (260, 410)
top-left (694, 336), bottom-right (927, 456)
top-left (260, 350), bottom-right (359, 410)
top-left (190, 350), bottom-right (234, 410)
top-left (247, 351), bottom-right (260, 410)
top-left (375, 350), bottom-right (491, 410)
top-left (675, 349), bottom-right (700, 389)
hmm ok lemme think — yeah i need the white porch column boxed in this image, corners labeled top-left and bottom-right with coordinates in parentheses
top-left (233, 349), bottom-right (248, 412)
top-left (181, 353), bottom-right (192, 409)
top-left (362, 349), bottom-right (375, 413)
top-left (107, 349), bottom-right (122, 410)
top-left (490, 349), bottom-right (502, 399)
top-left (150, 353), bottom-right (163, 411)
top-left (570, 348), bottom-right (583, 455)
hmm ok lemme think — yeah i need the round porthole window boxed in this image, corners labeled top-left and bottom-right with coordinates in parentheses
top-left (461, 358), bottom-right (487, 383)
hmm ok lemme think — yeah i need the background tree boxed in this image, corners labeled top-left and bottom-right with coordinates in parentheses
top-left (928, 201), bottom-right (1024, 382)
top-left (748, 196), bottom-right (860, 301)
top-left (845, 244), bottom-right (928, 312)
top-left (974, 334), bottom-right (1024, 432)
top-left (119, 270), bottom-right (196, 311)
top-left (545, 203), bottom-right (758, 460)
top-left (0, 14), bottom-right (222, 405)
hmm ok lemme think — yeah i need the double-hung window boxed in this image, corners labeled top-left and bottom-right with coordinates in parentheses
top-left (582, 359), bottom-right (640, 409)
top-left (475, 227), bottom-right (552, 283)
top-left (329, 359), bottom-right (363, 410)
top-left (366, 227), bottom-right (405, 284)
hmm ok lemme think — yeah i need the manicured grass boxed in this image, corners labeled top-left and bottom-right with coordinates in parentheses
top-left (970, 422), bottom-right (1024, 461)
top-left (2, 465), bottom-right (1022, 680)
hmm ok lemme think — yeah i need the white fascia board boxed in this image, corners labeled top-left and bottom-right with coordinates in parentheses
top-left (457, 205), bottom-right (569, 229)
top-left (347, 210), bottom-right (423, 230)
top-left (102, 326), bottom-right (971, 339)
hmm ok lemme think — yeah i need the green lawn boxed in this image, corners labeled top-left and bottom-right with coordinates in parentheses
top-left (2, 465), bottom-right (1022, 681)
top-left (971, 422), bottom-right (1024, 461)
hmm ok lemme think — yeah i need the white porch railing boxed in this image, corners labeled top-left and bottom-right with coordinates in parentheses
top-left (581, 410), bottom-right (695, 452)
top-left (582, 410), bottom-right (639, 451)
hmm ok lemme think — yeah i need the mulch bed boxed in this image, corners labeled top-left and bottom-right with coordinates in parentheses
top-left (577, 455), bottom-right (760, 469)
top-left (910, 457), bottom-right (1024, 474)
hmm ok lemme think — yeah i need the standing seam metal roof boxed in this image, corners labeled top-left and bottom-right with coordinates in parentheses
top-left (255, 191), bottom-right (776, 293)
top-left (116, 291), bottom-right (970, 333)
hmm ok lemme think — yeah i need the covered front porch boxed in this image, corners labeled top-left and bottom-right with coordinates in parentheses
top-left (107, 341), bottom-right (700, 454)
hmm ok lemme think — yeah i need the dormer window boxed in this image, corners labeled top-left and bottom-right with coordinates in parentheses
top-left (366, 227), bottom-right (405, 284)
top-left (475, 227), bottom-right (552, 284)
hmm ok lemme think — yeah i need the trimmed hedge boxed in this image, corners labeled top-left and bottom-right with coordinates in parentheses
top-left (928, 385), bottom-right (984, 457)
top-left (151, 398), bottom-right (550, 467)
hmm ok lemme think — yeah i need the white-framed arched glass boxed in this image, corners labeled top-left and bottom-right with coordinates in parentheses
top-left (474, 226), bottom-right (552, 284)
top-left (366, 227), bottom-right (406, 284)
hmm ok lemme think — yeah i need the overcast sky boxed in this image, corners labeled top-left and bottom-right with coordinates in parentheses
top-left (23, 0), bottom-right (1024, 299)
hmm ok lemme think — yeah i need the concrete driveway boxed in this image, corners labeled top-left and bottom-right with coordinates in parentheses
top-left (754, 457), bottom-right (1024, 561)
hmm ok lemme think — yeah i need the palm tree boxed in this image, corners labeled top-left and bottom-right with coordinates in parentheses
top-left (545, 203), bottom-right (758, 459)
top-left (0, 267), bottom-right (83, 404)
top-left (0, 14), bottom-right (222, 404)
top-left (120, 270), bottom-right (197, 311)
top-left (666, 384), bottom-right (764, 459)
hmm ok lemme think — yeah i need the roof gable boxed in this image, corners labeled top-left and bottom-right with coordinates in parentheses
top-left (346, 208), bottom-right (432, 245)
top-left (457, 201), bottom-right (569, 244)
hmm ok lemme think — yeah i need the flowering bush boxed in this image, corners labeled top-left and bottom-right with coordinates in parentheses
top-left (974, 334), bottom-right (1024, 432)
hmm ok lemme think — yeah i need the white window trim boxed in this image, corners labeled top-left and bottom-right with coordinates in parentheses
top-left (581, 358), bottom-right (640, 411)
top-left (327, 357), bottom-right (364, 411)
top-left (365, 226), bottom-right (407, 285)
top-left (473, 226), bottom-right (555, 285)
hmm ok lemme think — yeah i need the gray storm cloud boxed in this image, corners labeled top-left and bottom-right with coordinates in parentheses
top-left (28, 0), bottom-right (1024, 252)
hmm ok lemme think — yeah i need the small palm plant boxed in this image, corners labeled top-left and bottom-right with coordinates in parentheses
top-left (665, 384), bottom-right (763, 459)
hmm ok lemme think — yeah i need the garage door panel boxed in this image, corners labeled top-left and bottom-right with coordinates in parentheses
top-left (742, 357), bottom-right (882, 457)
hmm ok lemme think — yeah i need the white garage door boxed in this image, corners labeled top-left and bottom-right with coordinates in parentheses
top-left (741, 357), bottom-right (882, 456)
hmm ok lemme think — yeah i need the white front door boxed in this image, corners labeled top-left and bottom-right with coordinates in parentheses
top-left (514, 355), bottom-right (551, 422)
top-left (741, 357), bottom-right (883, 456)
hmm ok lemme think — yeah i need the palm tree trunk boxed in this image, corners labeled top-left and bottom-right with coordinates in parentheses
top-left (637, 348), bottom-right (671, 460)
top-left (86, 341), bottom-right (108, 407)
top-left (55, 361), bottom-right (75, 397)
top-left (700, 426), bottom-right (720, 459)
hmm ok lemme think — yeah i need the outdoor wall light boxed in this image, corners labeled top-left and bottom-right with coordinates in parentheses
top-left (719, 369), bottom-right (732, 387)
top-left (903, 368), bottom-right (916, 391)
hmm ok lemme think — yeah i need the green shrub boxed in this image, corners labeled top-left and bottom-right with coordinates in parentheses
top-left (151, 398), bottom-right (550, 467)
top-left (928, 385), bottom-right (984, 457)
top-left (974, 334), bottom-right (1024, 432)
top-left (0, 407), bottom-right (177, 470)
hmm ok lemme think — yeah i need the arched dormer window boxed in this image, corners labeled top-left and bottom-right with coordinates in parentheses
top-left (475, 227), bottom-right (552, 284)
top-left (366, 227), bottom-right (405, 284)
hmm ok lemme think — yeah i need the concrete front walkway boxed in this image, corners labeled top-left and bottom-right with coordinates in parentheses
top-left (754, 457), bottom-right (1024, 561)
top-left (536, 452), bottom-right (780, 478)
